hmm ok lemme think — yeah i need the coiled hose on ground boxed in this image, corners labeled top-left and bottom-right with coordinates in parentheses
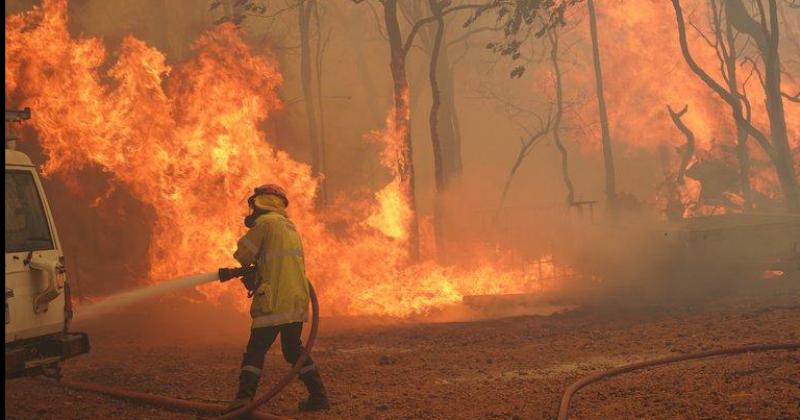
top-left (53, 282), bottom-right (320, 420)
top-left (557, 342), bottom-right (800, 420)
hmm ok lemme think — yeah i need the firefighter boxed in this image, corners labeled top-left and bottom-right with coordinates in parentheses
top-left (226, 184), bottom-right (330, 412)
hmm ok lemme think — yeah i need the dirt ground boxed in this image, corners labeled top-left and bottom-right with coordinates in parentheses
top-left (6, 278), bottom-right (800, 420)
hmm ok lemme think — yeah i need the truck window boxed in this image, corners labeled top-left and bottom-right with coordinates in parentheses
top-left (5, 170), bottom-right (54, 253)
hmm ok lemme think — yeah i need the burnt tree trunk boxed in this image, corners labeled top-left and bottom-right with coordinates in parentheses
top-left (427, 0), bottom-right (446, 260)
top-left (497, 125), bottom-right (551, 214)
top-left (719, 3), bottom-right (753, 211)
top-left (439, 58), bottom-right (464, 185)
top-left (667, 105), bottom-right (695, 186)
top-left (548, 29), bottom-right (575, 205)
top-left (400, 0), bottom-right (465, 261)
top-left (758, 1), bottom-right (799, 211)
top-left (412, 0), bottom-right (464, 191)
top-left (313, 2), bottom-right (329, 205)
top-left (384, 0), bottom-right (420, 261)
top-left (587, 0), bottom-right (617, 206)
top-left (725, 0), bottom-right (799, 211)
top-left (298, 0), bottom-right (324, 206)
top-left (658, 143), bottom-right (685, 221)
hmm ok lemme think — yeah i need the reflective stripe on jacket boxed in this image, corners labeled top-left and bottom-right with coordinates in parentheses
top-left (234, 212), bottom-right (309, 328)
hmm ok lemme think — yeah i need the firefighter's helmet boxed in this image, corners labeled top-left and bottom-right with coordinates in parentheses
top-left (249, 184), bottom-right (289, 208)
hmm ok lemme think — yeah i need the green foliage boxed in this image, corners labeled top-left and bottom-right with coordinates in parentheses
top-left (468, 0), bottom-right (583, 78)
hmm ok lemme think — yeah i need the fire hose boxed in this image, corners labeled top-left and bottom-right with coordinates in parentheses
top-left (55, 378), bottom-right (285, 420)
top-left (52, 270), bottom-right (320, 420)
top-left (215, 271), bottom-right (320, 420)
top-left (44, 271), bottom-right (798, 419)
top-left (556, 342), bottom-right (800, 420)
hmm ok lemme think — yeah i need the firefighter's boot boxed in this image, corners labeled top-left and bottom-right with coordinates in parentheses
top-left (225, 369), bottom-right (260, 413)
top-left (298, 368), bottom-right (330, 411)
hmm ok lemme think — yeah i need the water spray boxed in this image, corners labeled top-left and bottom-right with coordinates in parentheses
top-left (75, 265), bottom-right (261, 321)
top-left (74, 271), bottom-right (220, 321)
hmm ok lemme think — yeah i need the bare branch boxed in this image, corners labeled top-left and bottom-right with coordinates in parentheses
top-left (672, 0), bottom-right (736, 103)
top-left (672, 0), bottom-right (775, 157)
top-left (689, 20), bottom-right (717, 50)
top-left (742, 56), bottom-right (767, 88)
top-left (667, 104), bottom-right (695, 185)
top-left (782, 91), bottom-right (800, 102)
top-left (402, 3), bottom-right (490, 56)
top-left (497, 109), bottom-right (553, 213)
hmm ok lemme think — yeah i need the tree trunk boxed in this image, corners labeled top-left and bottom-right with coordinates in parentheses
top-left (298, 0), bottom-right (324, 206)
top-left (384, 0), bottom-right (420, 262)
top-left (498, 150), bottom-right (529, 212)
top-left (313, 3), bottom-right (328, 205)
top-left (434, 46), bottom-right (464, 190)
top-left (667, 105), bottom-right (695, 186)
top-left (587, 0), bottom-right (617, 205)
top-left (427, 0), bottom-right (446, 260)
top-left (761, 1), bottom-right (799, 211)
top-left (402, 0), bottom-right (464, 261)
top-left (497, 123), bottom-right (551, 216)
top-left (720, 5), bottom-right (753, 211)
top-left (411, 0), bottom-right (464, 191)
top-left (725, 0), bottom-right (799, 211)
top-left (549, 29), bottom-right (575, 205)
top-left (440, 60), bottom-right (464, 185)
top-left (658, 143), bottom-right (685, 221)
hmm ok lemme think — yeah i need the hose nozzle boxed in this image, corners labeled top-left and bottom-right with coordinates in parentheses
top-left (218, 266), bottom-right (254, 282)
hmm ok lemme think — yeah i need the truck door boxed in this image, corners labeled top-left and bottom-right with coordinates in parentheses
top-left (5, 167), bottom-right (66, 344)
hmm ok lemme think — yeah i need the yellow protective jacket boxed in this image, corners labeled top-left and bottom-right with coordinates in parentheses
top-left (234, 212), bottom-right (310, 329)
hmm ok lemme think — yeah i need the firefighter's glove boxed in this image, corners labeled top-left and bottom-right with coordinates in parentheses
top-left (218, 266), bottom-right (253, 282)
top-left (241, 269), bottom-right (257, 298)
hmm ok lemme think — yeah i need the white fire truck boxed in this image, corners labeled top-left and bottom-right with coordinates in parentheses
top-left (5, 108), bottom-right (89, 379)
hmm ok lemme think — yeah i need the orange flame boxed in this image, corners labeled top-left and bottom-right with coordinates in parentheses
top-left (364, 98), bottom-right (412, 241)
top-left (6, 0), bottom-right (563, 317)
top-left (556, 1), bottom-right (800, 213)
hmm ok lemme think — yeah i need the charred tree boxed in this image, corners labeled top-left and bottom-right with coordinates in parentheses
top-left (426, 0), bottom-right (447, 259)
top-left (548, 28), bottom-right (575, 205)
top-left (671, 0), bottom-right (799, 212)
top-left (658, 143), bottom-right (686, 221)
top-left (498, 115), bottom-right (552, 214)
top-left (667, 104), bottom-right (695, 186)
top-left (716, 1), bottom-right (753, 211)
top-left (313, 4), bottom-right (330, 205)
top-left (406, 0), bottom-right (465, 190)
top-left (439, 51), bottom-right (464, 185)
top-left (298, 0), bottom-right (324, 206)
top-left (728, 0), bottom-right (798, 211)
top-left (586, 0), bottom-right (617, 206)
top-left (383, 0), bottom-right (421, 261)
top-left (355, 0), bottom-right (487, 262)
top-left (396, 0), bottom-right (471, 261)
